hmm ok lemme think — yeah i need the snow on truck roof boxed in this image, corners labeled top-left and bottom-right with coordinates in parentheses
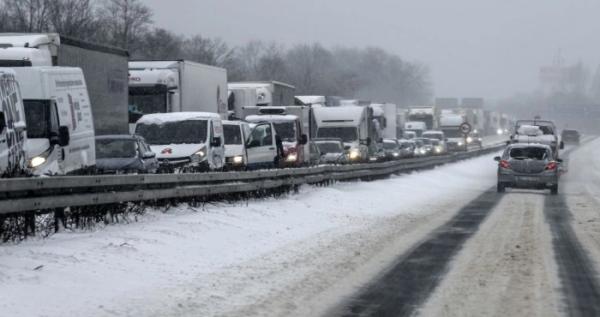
top-left (137, 112), bottom-right (221, 125)
top-left (228, 81), bottom-right (295, 90)
top-left (245, 114), bottom-right (298, 123)
top-left (296, 95), bottom-right (326, 105)
top-left (0, 33), bottom-right (59, 47)
top-left (313, 106), bottom-right (365, 125)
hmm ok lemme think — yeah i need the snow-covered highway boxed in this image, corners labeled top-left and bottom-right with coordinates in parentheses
top-left (2, 137), bottom-right (600, 317)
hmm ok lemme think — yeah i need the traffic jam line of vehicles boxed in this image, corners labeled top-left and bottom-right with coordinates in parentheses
top-left (0, 32), bottom-right (513, 178)
top-left (495, 118), bottom-right (570, 195)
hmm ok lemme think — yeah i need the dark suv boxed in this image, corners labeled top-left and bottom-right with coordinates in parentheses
top-left (561, 129), bottom-right (580, 145)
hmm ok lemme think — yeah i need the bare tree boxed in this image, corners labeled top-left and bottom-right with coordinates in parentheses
top-left (132, 28), bottom-right (183, 60)
top-left (47, 0), bottom-right (99, 38)
top-left (0, 0), bottom-right (52, 32)
top-left (256, 43), bottom-right (288, 82)
top-left (99, 0), bottom-right (152, 49)
top-left (182, 36), bottom-right (233, 66)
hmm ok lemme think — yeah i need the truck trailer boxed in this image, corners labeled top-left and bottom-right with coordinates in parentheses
top-left (0, 33), bottom-right (129, 135)
top-left (228, 81), bottom-right (295, 118)
top-left (128, 60), bottom-right (228, 131)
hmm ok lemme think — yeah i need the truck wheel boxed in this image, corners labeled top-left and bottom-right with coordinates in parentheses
top-left (550, 185), bottom-right (558, 195)
top-left (497, 182), bottom-right (506, 193)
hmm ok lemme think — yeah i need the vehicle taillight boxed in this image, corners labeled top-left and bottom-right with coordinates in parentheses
top-left (499, 160), bottom-right (511, 169)
top-left (545, 161), bottom-right (557, 171)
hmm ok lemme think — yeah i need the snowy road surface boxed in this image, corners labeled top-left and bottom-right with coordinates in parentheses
top-left (2, 137), bottom-right (600, 317)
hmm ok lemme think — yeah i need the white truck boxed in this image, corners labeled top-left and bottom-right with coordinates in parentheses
top-left (371, 103), bottom-right (398, 139)
top-left (404, 121), bottom-right (427, 137)
top-left (408, 106), bottom-right (438, 130)
top-left (0, 69), bottom-right (28, 177)
top-left (227, 81), bottom-right (295, 119)
top-left (439, 113), bottom-right (468, 152)
top-left (128, 60), bottom-right (228, 132)
top-left (0, 33), bottom-right (129, 135)
top-left (15, 67), bottom-right (96, 175)
top-left (313, 106), bottom-right (371, 163)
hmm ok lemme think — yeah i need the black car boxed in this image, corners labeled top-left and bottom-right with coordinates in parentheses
top-left (95, 135), bottom-right (159, 174)
top-left (561, 129), bottom-right (580, 145)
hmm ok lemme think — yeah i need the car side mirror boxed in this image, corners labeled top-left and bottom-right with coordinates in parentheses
top-left (344, 145), bottom-right (351, 150)
top-left (58, 126), bottom-right (70, 147)
top-left (143, 151), bottom-right (156, 159)
top-left (494, 156), bottom-right (501, 161)
top-left (210, 137), bottom-right (222, 147)
top-left (505, 140), bottom-right (511, 145)
top-left (556, 158), bottom-right (563, 163)
top-left (366, 137), bottom-right (372, 146)
top-left (299, 134), bottom-right (308, 145)
top-left (13, 120), bottom-right (26, 132)
top-left (559, 141), bottom-right (564, 150)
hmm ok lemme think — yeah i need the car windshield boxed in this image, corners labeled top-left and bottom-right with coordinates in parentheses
top-left (316, 142), bottom-right (343, 153)
top-left (509, 147), bottom-right (549, 160)
top-left (383, 142), bottom-right (398, 149)
top-left (273, 121), bottom-right (296, 142)
top-left (96, 139), bottom-right (137, 159)
top-left (223, 124), bottom-right (242, 145)
top-left (135, 120), bottom-right (207, 145)
top-left (317, 127), bottom-right (358, 143)
top-left (399, 142), bottom-right (413, 149)
top-left (416, 138), bottom-right (432, 145)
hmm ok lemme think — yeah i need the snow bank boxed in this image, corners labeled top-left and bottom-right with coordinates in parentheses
top-left (0, 153), bottom-right (500, 317)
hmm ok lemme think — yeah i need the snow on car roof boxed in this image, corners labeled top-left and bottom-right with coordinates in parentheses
top-left (137, 112), bottom-right (221, 124)
top-left (517, 125), bottom-right (543, 136)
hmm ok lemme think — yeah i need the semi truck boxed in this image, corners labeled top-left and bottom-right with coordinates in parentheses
top-left (439, 112), bottom-right (468, 152)
top-left (0, 33), bottom-right (129, 135)
top-left (407, 106), bottom-right (439, 130)
top-left (313, 106), bottom-right (374, 162)
top-left (128, 60), bottom-right (228, 132)
top-left (227, 81), bottom-right (295, 118)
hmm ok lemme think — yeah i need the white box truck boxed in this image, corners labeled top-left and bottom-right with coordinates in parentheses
top-left (0, 68), bottom-right (28, 177)
top-left (128, 60), bottom-right (228, 131)
top-left (0, 33), bottom-right (129, 135)
top-left (14, 67), bottom-right (96, 175)
top-left (227, 81), bottom-right (295, 118)
top-left (313, 106), bottom-right (372, 163)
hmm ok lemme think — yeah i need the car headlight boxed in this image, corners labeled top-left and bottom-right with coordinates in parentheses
top-left (393, 152), bottom-right (399, 157)
top-left (349, 149), bottom-right (361, 160)
top-left (232, 155), bottom-right (244, 164)
top-left (29, 156), bottom-right (47, 168)
top-left (191, 147), bottom-right (206, 161)
top-left (466, 137), bottom-right (473, 144)
top-left (286, 153), bottom-right (298, 162)
top-left (435, 146), bottom-right (442, 153)
top-left (457, 141), bottom-right (464, 146)
top-left (420, 148), bottom-right (427, 154)
top-left (497, 128), bottom-right (504, 135)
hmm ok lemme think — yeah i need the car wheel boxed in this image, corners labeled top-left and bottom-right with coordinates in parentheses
top-left (497, 182), bottom-right (506, 193)
top-left (550, 185), bottom-right (558, 195)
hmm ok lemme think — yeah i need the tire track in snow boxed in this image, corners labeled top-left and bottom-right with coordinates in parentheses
top-left (545, 192), bottom-right (600, 316)
top-left (331, 188), bottom-right (501, 317)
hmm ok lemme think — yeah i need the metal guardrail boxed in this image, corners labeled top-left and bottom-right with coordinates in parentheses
top-left (0, 144), bottom-right (504, 214)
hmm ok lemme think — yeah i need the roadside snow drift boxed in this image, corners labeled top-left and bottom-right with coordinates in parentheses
top-left (0, 153), bottom-right (499, 317)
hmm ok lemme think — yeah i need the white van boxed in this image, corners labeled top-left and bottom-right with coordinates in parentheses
top-left (135, 112), bottom-right (225, 172)
top-left (14, 67), bottom-right (96, 175)
top-left (0, 69), bottom-right (28, 177)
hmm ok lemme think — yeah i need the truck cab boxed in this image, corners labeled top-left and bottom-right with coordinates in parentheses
top-left (313, 106), bottom-right (370, 163)
top-left (0, 33), bottom-right (57, 67)
top-left (404, 121), bottom-right (427, 137)
top-left (14, 67), bottom-right (96, 175)
top-left (0, 69), bottom-right (28, 177)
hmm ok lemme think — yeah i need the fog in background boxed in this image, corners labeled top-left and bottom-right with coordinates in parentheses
top-left (145, 0), bottom-right (600, 100)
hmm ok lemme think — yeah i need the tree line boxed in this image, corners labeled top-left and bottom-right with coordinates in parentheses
top-left (0, 0), bottom-right (432, 105)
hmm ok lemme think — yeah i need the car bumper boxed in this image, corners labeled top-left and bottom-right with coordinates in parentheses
top-left (498, 173), bottom-right (558, 188)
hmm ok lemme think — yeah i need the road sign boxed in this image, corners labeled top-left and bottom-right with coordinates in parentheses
top-left (460, 122), bottom-right (472, 134)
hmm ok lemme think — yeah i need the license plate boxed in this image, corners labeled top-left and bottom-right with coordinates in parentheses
top-left (517, 176), bottom-right (538, 182)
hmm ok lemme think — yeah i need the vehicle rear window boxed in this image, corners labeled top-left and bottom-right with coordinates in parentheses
top-left (509, 147), bottom-right (549, 160)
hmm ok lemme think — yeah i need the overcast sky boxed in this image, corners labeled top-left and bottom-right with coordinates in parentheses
top-left (144, 0), bottom-right (600, 100)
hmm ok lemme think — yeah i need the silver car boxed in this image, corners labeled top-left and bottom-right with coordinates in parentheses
top-left (495, 144), bottom-right (561, 195)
